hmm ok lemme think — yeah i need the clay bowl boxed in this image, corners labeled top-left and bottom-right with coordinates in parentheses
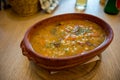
top-left (20, 13), bottom-right (114, 71)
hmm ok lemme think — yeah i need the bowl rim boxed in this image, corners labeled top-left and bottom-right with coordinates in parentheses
top-left (22, 13), bottom-right (114, 61)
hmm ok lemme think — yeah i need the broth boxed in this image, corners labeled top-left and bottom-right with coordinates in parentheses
top-left (30, 20), bottom-right (106, 58)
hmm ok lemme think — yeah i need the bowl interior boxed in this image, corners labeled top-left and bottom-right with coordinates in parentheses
top-left (24, 13), bottom-right (113, 59)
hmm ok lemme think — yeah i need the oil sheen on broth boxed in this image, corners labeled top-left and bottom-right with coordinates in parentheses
top-left (30, 20), bottom-right (105, 58)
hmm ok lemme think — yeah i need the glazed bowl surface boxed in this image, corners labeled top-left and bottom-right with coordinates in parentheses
top-left (20, 13), bottom-right (114, 71)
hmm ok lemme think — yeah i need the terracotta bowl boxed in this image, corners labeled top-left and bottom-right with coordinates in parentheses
top-left (20, 13), bottom-right (114, 71)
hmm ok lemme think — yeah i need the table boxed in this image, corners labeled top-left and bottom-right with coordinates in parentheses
top-left (0, 0), bottom-right (120, 80)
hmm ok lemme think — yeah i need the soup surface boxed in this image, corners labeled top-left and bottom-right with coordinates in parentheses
top-left (30, 20), bottom-right (106, 58)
